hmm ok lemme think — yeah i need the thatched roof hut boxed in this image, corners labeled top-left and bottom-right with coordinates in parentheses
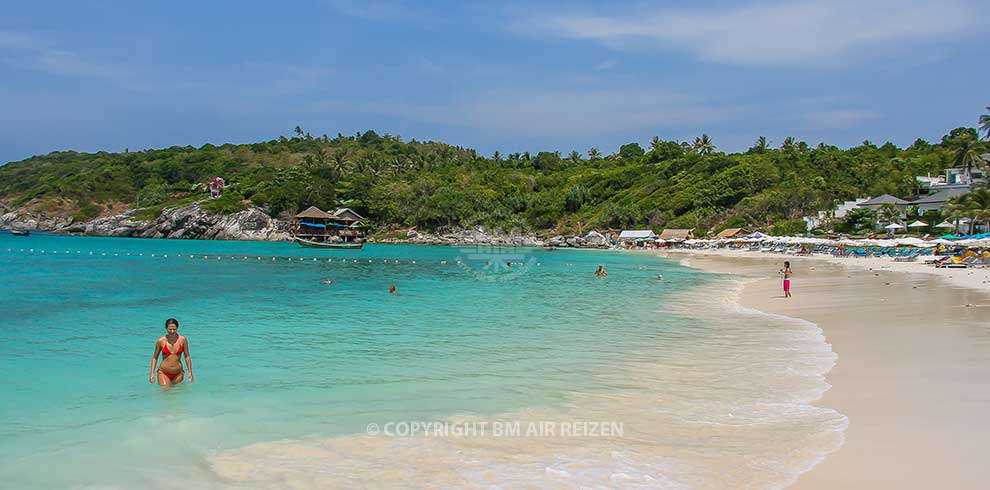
top-left (660, 228), bottom-right (695, 240)
top-left (295, 206), bottom-right (334, 219)
top-left (716, 227), bottom-right (748, 239)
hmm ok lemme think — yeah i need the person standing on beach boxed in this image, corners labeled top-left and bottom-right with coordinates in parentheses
top-left (149, 318), bottom-right (194, 387)
top-left (781, 261), bottom-right (793, 298)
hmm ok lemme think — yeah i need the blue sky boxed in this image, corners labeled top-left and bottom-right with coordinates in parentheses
top-left (1, 0), bottom-right (987, 164)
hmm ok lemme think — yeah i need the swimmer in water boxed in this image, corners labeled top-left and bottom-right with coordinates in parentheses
top-left (595, 264), bottom-right (608, 277)
top-left (657, 273), bottom-right (664, 281)
top-left (149, 318), bottom-right (193, 388)
top-left (389, 285), bottom-right (399, 295)
top-left (322, 278), bottom-right (333, 285)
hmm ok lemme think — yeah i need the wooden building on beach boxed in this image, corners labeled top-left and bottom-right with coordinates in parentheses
top-left (292, 206), bottom-right (366, 246)
top-left (660, 228), bottom-right (695, 241)
top-left (716, 227), bottom-right (748, 239)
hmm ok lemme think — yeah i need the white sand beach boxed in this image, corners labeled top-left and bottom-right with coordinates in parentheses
top-left (665, 249), bottom-right (990, 489)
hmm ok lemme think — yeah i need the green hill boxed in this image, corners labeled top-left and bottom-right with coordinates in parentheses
top-left (1, 127), bottom-right (983, 236)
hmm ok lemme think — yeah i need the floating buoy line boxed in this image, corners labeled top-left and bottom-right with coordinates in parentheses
top-left (1, 247), bottom-right (529, 268)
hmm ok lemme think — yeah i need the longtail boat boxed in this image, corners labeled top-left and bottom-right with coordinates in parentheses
top-left (293, 236), bottom-right (364, 249)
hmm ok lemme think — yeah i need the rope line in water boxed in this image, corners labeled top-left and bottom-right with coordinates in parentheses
top-left (3, 247), bottom-right (524, 267)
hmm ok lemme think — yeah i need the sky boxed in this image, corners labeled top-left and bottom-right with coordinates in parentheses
top-left (1, 0), bottom-right (987, 164)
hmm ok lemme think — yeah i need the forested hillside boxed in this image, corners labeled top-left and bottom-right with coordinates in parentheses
top-left (1, 126), bottom-right (985, 236)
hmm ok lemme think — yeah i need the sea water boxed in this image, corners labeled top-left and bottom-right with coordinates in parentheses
top-left (0, 233), bottom-right (845, 489)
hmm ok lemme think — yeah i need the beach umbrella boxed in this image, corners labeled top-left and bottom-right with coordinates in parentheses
top-left (907, 220), bottom-right (928, 228)
top-left (935, 221), bottom-right (956, 229)
top-left (884, 223), bottom-right (904, 230)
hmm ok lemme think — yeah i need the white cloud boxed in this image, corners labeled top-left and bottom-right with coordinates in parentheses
top-left (594, 59), bottom-right (618, 71)
top-left (521, 0), bottom-right (980, 66)
top-left (0, 31), bottom-right (334, 98)
top-left (0, 30), bottom-right (156, 91)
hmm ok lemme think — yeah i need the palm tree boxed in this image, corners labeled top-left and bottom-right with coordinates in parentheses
top-left (692, 134), bottom-right (715, 155)
top-left (293, 126), bottom-right (304, 138)
top-left (946, 191), bottom-right (988, 234)
top-left (979, 106), bottom-right (990, 140)
top-left (780, 136), bottom-right (797, 152)
top-left (568, 150), bottom-right (582, 164)
top-left (587, 147), bottom-right (602, 160)
top-left (962, 189), bottom-right (990, 233)
top-left (878, 203), bottom-right (901, 227)
top-left (650, 136), bottom-right (663, 153)
top-left (951, 133), bottom-right (987, 176)
top-left (946, 195), bottom-right (969, 234)
top-left (491, 151), bottom-right (502, 162)
top-left (328, 150), bottom-right (353, 178)
top-left (751, 136), bottom-right (768, 153)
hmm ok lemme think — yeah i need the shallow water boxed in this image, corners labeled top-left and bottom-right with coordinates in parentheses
top-left (0, 233), bottom-right (845, 489)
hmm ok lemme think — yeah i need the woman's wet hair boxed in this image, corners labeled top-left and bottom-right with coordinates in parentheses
top-left (165, 318), bottom-right (179, 328)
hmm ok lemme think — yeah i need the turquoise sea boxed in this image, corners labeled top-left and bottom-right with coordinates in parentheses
top-left (0, 233), bottom-right (846, 489)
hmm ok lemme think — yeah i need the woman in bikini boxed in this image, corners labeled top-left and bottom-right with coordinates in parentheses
top-left (149, 318), bottom-right (194, 387)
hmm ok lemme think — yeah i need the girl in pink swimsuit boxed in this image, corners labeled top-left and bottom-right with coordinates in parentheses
top-left (781, 261), bottom-right (793, 298)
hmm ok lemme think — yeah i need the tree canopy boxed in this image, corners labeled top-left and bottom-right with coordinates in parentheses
top-left (0, 126), bottom-right (985, 236)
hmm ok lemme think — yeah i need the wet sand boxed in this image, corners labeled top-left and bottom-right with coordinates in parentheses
top-left (671, 251), bottom-right (990, 489)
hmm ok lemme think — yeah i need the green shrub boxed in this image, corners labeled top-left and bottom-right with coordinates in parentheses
top-left (771, 219), bottom-right (807, 236)
top-left (72, 203), bottom-right (101, 221)
top-left (135, 184), bottom-right (168, 207)
top-left (201, 191), bottom-right (247, 215)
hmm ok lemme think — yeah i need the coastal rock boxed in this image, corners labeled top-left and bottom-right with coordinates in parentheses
top-left (45, 201), bottom-right (287, 241)
top-left (565, 236), bottom-right (585, 247)
top-left (79, 211), bottom-right (149, 237)
top-left (519, 236), bottom-right (542, 247)
top-left (375, 225), bottom-right (546, 247)
top-left (584, 230), bottom-right (609, 247)
top-left (1, 210), bottom-right (73, 231)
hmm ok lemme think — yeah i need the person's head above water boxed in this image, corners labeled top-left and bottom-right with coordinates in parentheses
top-left (165, 318), bottom-right (179, 335)
top-left (389, 285), bottom-right (397, 294)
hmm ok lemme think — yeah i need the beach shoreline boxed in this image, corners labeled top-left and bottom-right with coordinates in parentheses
top-left (662, 248), bottom-right (990, 489)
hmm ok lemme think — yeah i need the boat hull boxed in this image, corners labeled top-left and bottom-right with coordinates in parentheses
top-left (11, 230), bottom-right (30, 236)
top-left (293, 237), bottom-right (364, 249)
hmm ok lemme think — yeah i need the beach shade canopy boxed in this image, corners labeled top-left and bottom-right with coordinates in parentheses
top-left (935, 221), bottom-right (957, 228)
top-left (908, 220), bottom-right (928, 228)
top-left (894, 237), bottom-right (934, 247)
top-left (884, 223), bottom-right (905, 230)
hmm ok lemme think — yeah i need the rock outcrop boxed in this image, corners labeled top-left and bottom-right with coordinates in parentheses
top-left (376, 225), bottom-right (545, 247)
top-left (53, 202), bottom-right (288, 241)
top-left (377, 226), bottom-right (613, 248)
top-left (2, 201), bottom-right (613, 247)
top-left (1, 211), bottom-right (74, 231)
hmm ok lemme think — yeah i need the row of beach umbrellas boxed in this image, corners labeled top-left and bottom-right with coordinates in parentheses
top-left (884, 220), bottom-right (958, 230)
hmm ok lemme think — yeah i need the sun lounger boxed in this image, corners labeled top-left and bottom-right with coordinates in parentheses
top-left (940, 263), bottom-right (970, 268)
